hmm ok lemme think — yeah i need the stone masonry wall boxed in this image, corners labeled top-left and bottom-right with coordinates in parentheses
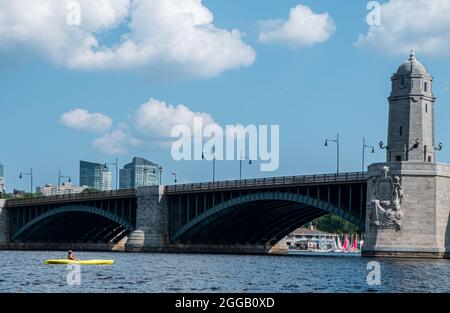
top-left (125, 185), bottom-right (168, 251)
top-left (364, 162), bottom-right (450, 258)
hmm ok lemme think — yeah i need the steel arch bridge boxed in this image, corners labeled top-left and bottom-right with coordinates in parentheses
top-left (3, 172), bottom-right (367, 251)
top-left (6, 190), bottom-right (137, 243)
top-left (166, 172), bottom-right (367, 247)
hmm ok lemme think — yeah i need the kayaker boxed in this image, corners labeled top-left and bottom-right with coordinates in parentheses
top-left (67, 250), bottom-right (77, 261)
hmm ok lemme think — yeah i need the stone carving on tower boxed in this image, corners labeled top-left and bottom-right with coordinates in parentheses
top-left (368, 166), bottom-right (404, 230)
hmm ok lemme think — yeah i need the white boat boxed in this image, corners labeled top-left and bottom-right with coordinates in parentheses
top-left (284, 227), bottom-right (362, 256)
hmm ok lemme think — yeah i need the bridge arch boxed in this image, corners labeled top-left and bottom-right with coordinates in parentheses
top-left (171, 191), bottom-right (364, 246)
top-left (11, 204), bottom-right (134, 241)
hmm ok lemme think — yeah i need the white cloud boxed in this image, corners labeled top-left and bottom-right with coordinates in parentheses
top-left (59, 108), bottom-right (112, 132)
top-left (92, 129), bottom-right (140, 155)
top-left (356, 0), bottom-right (450, 56)
top-left (0, 0), bottom-right (255, 78)
top-left (134, 98), bottom-right (217, 139)
top-left (258, 5), bottom-right (336, 48)
top-left (60, 97), bottom-right (218, 154)
top-left (62, 98), bottom-right (265, 155)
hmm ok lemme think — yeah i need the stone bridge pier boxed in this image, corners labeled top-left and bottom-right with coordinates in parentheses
top-left (363, 162), bottom-right (450, 258)
top-left (125, 186), bottom-right (169, 252)
top-left (124, 186), bottom-right (271, 254)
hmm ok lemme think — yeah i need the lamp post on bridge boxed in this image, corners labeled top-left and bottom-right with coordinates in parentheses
top-left (202, 146), bottom-right (216, 183)
top-left (239, 150), bottom-right (252, 180)
top-left (58, 170), bottom-right (71, 195)
top-left (172, 172), bottom-right (178, 184)
top-left (143, 167), bottom-right (148, 187)
top-left (378, 140), bottom-right (389, 161)
top-left (153, 166), bottom-right (163, 185)
top-left (435, 143), bottom-right (443, 151)
top-left (19, 168), bottom-right (33, 194)
top-left (362, 137), bottom-right (375, 172)
top-left (325, 133), bottom-right (340, 174)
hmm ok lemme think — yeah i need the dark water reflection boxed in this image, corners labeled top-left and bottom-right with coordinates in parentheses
top-left (0, 251), bottom-right (449, 292)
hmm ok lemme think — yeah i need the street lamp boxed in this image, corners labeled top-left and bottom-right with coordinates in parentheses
top-left (379, 141), bottom-right (389, 150)
top-left (172, 172), bottom-right (178, 184)
top-left (105, 157), bottom-right (118, 190)
top-left (58, 170), bottom-right (71, 195)
top-left (362, 137), bottom-right (375, 172)
top-left (378, 140), bottom-right (390, 160)
top-left (239, 150), bottom-right (252, 180)
top-left (143, 168), bottom-right (148, 187)
top-left (324, 133), bottom-right (340, 174)
top-left (202, 146), bottom-right (216, 183)
top-left (19, 168), bottom-right (33, 194)
top-left (435, 143), bottom-right (443, 151)
top-left (153, 166), bottom-right (163, 185)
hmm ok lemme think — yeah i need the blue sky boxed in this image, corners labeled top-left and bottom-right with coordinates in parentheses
top-left (1, 0), bottom-right (450, 192)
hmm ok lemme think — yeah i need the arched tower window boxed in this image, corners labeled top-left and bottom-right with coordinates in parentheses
top-left (424, 81), bottom-right (428, 92)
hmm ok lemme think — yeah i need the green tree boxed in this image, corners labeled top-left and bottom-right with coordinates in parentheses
top-left (308, 214), bottom-right (361, 234)
top-left (82, 188), bottom-right (100, 193)
top-left (1, 193), bottom-right (39, 199)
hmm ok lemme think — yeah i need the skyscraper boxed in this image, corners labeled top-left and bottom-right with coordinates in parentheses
top-left (79, 160), bottom-right (112, 191)
top-left (0, 162), bottom-right (4, 195)
top-left (119, 157), bottom-right (160, 189)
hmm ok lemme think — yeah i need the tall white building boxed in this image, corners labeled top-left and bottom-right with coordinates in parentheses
top-left (119, 157), bottom-right (160, 189)
top-left (79, 160), bottom-right (112, 191)
top-left (101, 171), bottom-right (112, 191)
top-left (0, 162), bottom-right (5, 195)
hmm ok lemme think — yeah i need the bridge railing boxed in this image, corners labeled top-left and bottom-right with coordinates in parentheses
top-left (165, 172), bottom-right (367, 193)
top-left (5, 188), bottom-right (137, 207)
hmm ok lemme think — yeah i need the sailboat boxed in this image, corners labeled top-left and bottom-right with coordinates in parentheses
top-left (342, 235), bottom-right (350, 252)
top-left (335, 236), bottom-right (343, 251)
top-left (351, 238), bottom-right (358, 252)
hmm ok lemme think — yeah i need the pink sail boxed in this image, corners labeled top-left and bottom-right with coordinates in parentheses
top-left (342, 235), bottom-right (349, 251)
top-left (352, 239), bottom-right (358, 250)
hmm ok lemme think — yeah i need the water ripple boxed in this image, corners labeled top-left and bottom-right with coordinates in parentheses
top-left (1, 251), bottom-right (450, 292)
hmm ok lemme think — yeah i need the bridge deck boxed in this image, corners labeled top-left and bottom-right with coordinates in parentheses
top-left (4, 172), bottom-right (367, 206)
top-left (165, 172), bottom-right (367, 194)
top-left (5, 189), bottom-right (137, 208)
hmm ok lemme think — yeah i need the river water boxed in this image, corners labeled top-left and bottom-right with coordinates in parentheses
top-left (0, 251), bottom-right (449, 292)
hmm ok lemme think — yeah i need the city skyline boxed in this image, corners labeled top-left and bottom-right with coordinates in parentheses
top-left (2, 0), bottom-right (450, 193)
top-left (4, 155), bottom-right (163, 194)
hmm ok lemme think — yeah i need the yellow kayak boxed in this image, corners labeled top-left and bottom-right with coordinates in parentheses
top-left (44, 259), bottom-right (114, 265)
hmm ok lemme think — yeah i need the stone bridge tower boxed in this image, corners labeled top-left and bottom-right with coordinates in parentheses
top-left (386, 50), bottom-right (436, 163)
top-left (363, 51), bottom-right (450, 258)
